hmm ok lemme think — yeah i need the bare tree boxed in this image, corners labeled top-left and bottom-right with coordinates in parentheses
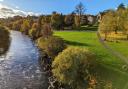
top-left (75, 2), bottom-right (85, 17)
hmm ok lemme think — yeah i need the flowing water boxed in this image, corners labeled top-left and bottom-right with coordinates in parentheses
top-left (0, 31), bottom-right (48, 89)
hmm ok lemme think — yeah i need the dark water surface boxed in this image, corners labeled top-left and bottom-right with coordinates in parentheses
top-left (0, 31), bottom-right (48, 89)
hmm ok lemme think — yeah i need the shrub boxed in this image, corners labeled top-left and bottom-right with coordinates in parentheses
top-left (0, 26), bottom-right (10, 55)
top-left (41, 23), bottom-right (53, 38)
top-left (29, 23), bottom-right (39, 39)
top-left (52, 47), bottom-right (96, 89)
top-left (37, 36), bottom-right (66, 59)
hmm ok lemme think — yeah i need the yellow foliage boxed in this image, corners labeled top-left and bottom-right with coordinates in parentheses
top-left (52, 47), bottom-right (96, 89)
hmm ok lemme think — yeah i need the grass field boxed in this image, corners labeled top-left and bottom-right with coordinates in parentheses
top-left (54, 31), bottom-right (128, 89)
top-left (104, 32), bottom-right (128, 59)
top-left (107, 41), bottom-right (128, 59)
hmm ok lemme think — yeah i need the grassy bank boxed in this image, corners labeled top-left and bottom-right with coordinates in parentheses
top-left (54, 31), bottom-right (128, 89)
top-left (0, 26), bottom-right (10, 55)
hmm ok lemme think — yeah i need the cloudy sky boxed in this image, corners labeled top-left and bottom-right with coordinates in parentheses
top-left (0, 0), bottom-right (128, 18)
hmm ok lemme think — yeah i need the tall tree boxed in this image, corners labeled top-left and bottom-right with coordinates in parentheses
top-left (121, 8), bottom-right (128, 40)
top-left (75, 2), bottom-right (85, 25)
top-left (117, 3), bottom-right (126, 11)
top-left (99, 11), bottom-right (117, 40)
top-left (64, 14), bottom-right (75, 27)
top-left (21, 20), bottom-right (30, 35)
top-left (51, 12), bottom-right (64, 30)
top-left (75, 2), bottom-right (85, 17)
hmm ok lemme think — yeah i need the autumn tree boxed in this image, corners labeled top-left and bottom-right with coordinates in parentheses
top-left (117, 3), bottom-right (126, 11)
top-left (121, 8), bottom-right (128, 40)
top-left (12, 20), bottom-right (23, 31)
top-left (99, 11), bottom-right (117, 40)
top-left (64, 14), bottom-right (75, 28)
top-left (41, 23), bottom-right (53, 38)
top-left (37, 36), bottom-right (66, 59)
top-left (52, 47), bottom-right (96, 89)
top-left (21, 19), bottom-right (30, 35)
top-left (51, 12), bottom-right (64, 30)
top-left (74, 15), bottom-right (81, 27)
top-left (29, 23), bottom-right (39, 39)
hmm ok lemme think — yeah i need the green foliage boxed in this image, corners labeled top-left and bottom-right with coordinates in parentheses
top-left (37, 36), bottom-right (66, 59)
top-left (52, 47), bottom-right (96, 89)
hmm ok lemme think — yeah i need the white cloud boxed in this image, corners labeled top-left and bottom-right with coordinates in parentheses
top-left (0, 3), bottom-right (40, 18)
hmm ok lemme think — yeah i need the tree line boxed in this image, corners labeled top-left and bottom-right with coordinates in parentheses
top-left (0, 2), bottom-right (97, 39)
top-left (99, 3), bottom-right (128, 40)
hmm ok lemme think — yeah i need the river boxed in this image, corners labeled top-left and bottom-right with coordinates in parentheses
top-left (0, 31), bottom-right (48, 89)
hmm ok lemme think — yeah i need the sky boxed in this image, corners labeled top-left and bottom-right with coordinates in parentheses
top-left (0, 0), bottom-right (128, 18)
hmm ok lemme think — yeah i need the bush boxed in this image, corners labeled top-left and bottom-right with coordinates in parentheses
top-left (52, 47), bottom-right (96, 89)
top-left (29, 28), bottom-right (37, 39)
top-left (0, 26), bottom-right (10, 55)
top-left (37, 36), bottom-right (66, 59)
top-left (29, 23), bottom-right (39, 39)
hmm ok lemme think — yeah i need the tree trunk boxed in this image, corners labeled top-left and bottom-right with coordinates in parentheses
top-left (104, 33), bottom-right (107, 41)
top-left (127, 34), bottom-right (128, 40)
top-left (115, 29), bottom-right (118, 34)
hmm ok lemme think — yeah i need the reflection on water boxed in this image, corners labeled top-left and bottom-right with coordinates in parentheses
top-left (0, 31), bottom-right (48, 89)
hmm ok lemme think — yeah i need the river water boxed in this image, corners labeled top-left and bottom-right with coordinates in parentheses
top-left (0, 31), bottom-right (48, 89)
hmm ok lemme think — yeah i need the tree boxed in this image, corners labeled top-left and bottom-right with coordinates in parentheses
top-left (42, 16), bottom-right (51, 25)
top-left (121, 8), bottom-right (128, 40)
top-left (52, 47), bottom-right (96, 89)
top-left (75, 2), bottom-right (85, 17)
top-left (75, 2), bottom-right (85, 25)
top-left (41, 23), bottom-right (53, 38)
top-left (51, 12), bottom-right (64, 30)
top-left (74, 15), bottom-right (81, 27)
top-left (99, 11), bottom-right (117, 40)
top-left (12, 20), bottom-right (22, 31)
top-left (36, 15), bottom-right (43, 37)
top-left (37, 36), bottom-right (66, 59)
top-left (21, 19), bottom-right (30, 34)
top-left (117, 3), bottom-right (126, 11)
top-left (64, 14), bottom-right (75, 27)
top-left (29, 23), bottom-right (39, 39)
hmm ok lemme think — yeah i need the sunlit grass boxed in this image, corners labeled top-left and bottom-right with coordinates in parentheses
top-left (54, 31), bottom-right (128, 89)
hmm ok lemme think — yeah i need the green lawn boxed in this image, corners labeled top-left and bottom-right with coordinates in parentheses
top-left (54, 31), bottom-right (128, 89)
top-left (107, 41), bottom-right (128, 59)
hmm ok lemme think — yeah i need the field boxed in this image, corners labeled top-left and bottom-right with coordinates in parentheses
top-left (54, 31), bottom-right (128, 89)
top-left (104, 32), bottom-right (128, 59)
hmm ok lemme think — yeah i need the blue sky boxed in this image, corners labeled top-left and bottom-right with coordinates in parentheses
top-left (0, 0), bottom-right (128, 15)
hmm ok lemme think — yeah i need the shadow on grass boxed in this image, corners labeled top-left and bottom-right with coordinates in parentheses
top-left (64, 40), bottom-right (89, 46)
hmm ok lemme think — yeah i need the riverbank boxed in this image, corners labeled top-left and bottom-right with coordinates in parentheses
top-left (0, 26), bottom-right (10, 55)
